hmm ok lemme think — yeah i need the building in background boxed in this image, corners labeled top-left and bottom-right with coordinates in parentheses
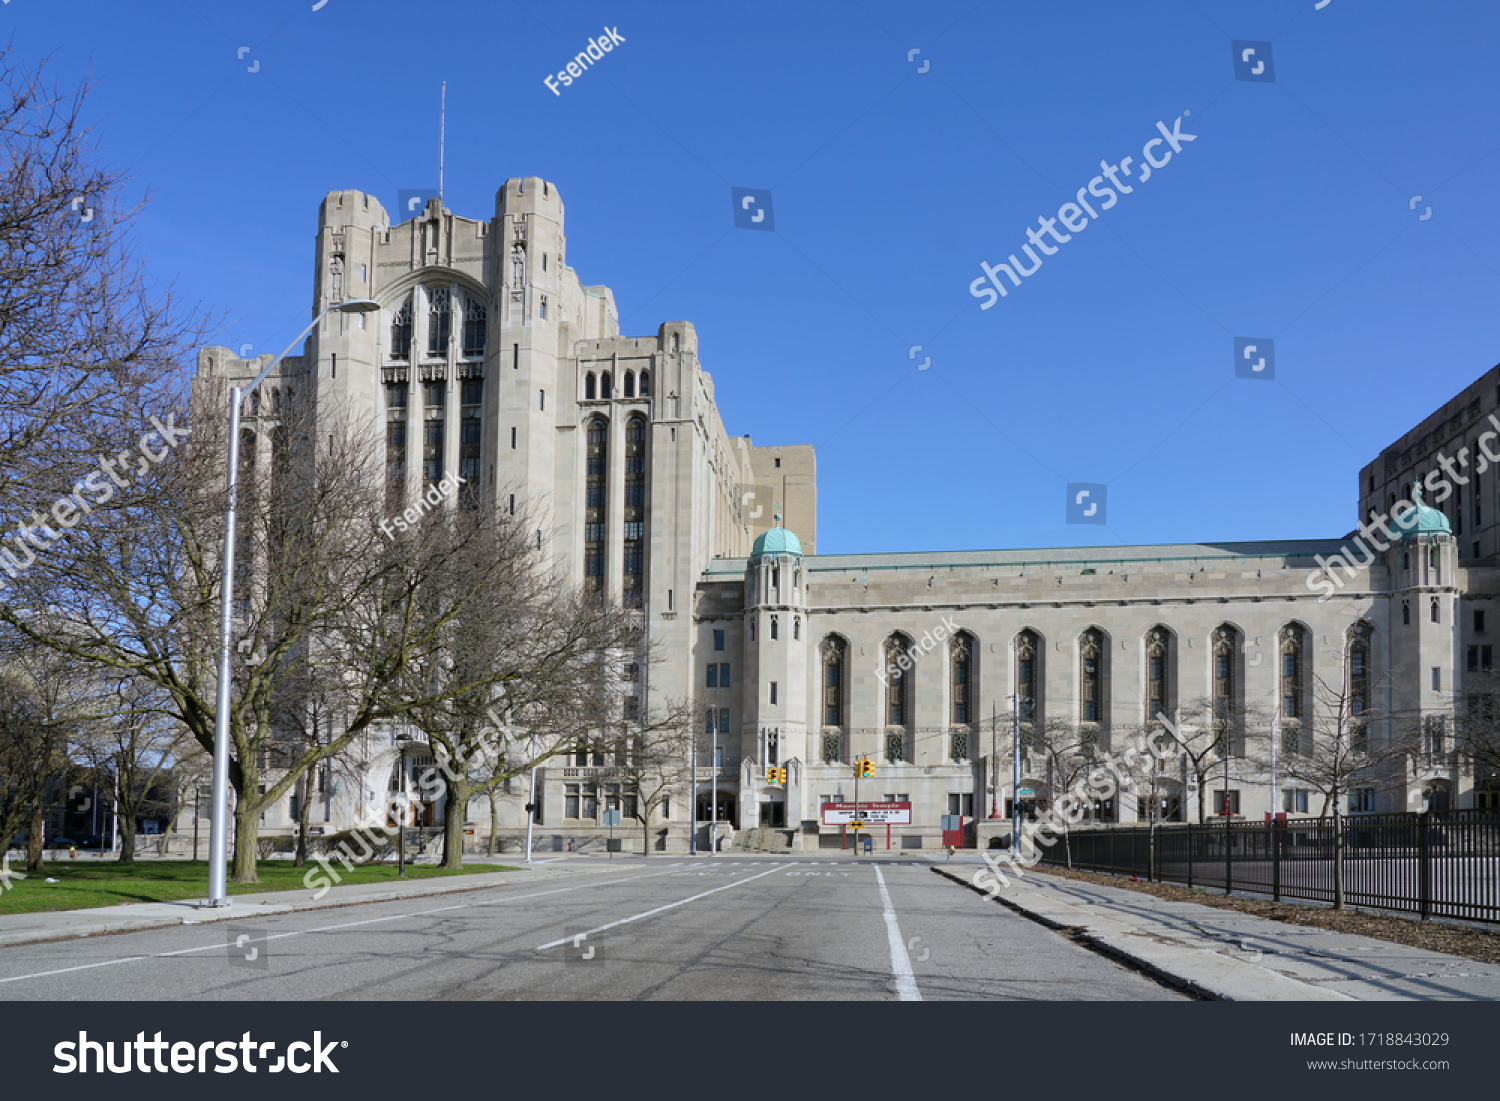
top-left (190, 178), bottom-right (1490, 855)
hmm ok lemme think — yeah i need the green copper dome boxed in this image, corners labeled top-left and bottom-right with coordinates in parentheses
top-left (750, 510), bottom-right (802, 560)
top-left (1392, 481), bottom-right (1452, 538)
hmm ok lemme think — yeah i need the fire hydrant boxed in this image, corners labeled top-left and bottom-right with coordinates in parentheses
top-left (69, 845), bottom-right (77, 860)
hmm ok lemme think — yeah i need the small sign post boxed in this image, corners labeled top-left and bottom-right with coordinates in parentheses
top-left (603, 808), bottom-right (622, 860)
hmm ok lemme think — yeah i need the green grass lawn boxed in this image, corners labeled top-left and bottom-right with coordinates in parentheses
top-left (0, 860), bottom-right (515, 917)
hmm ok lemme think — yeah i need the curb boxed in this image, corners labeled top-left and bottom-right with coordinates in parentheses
top-left (930, 864), bottom-right (1351, 1001)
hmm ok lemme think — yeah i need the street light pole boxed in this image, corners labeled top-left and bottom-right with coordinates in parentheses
top-left (989, 700), bottom-right (1000, 818)
top-left (689, 728), bottom-right (698, 856)
top-left (1010, 693), bottom-right (1030, 862)
top-left (203, 298), bottom-right (380, 908)
top-left (710, 716), bottom-right (718, 857)
top-left (525, 728), bottom-right (538, 864)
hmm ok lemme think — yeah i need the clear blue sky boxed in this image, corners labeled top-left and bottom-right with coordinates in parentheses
top-left (10, 0), bottom-right (1500, 555)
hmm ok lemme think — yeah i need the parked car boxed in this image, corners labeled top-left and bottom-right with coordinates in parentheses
top-left (44, 837), bottom-right (85, 849)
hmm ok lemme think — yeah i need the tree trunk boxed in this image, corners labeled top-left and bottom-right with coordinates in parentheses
top-left (441, 776), bottom-right (470, 870)
top-left (294, 776), bottom-right (311, 868)
top-left (487, 791), bottom-right (498, 857)
top-left (232, 797), bottom-right (260, 883)
top-left (26, 800), bottom-right (44, 872)
top-left (118, 817), bottom-right (137, 864)
top-left (642, 807), bottom-right (651, 857)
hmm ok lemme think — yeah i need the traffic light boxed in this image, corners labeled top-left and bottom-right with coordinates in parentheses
top-left (766, 766), bottom-right (777, 784)
top-left (777, 767), bottom-right (788, 784)
top-left (857, 758), bottom-right (873, 779)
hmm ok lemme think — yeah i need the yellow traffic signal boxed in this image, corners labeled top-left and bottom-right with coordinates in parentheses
top-left (857, 758), bottom-right (873, 778)
top-left (766, 766), bottom-right (777, 784)
top-left (777, 767), bottom-right (788, 784)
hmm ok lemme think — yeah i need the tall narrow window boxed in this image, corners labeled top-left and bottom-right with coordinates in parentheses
top-left (1211, 625), bottom-right (1241, 755)
top-left (1145, 626), bottom-right (1171, 722)
top-left (1348, 620), bottom-right (1372, 719)
top-left (390, 297), bottom-right (412, 360)
top-left (885, 635), bottom-right (911, 728)
top-left (1280, 625), bottom-right (1305, 721)
top-left (601, 372), bottom-right (612, 400)
top-left (821, 637), bottom-right (846, 729)
top-left (585, 373), bottom-right (596, 400)
top-left (459, 379), bottom-right (481, 508)
top-left (1015, 629), bottom-right (1039, 723)
top-left (624, 371), bottom-right (635, 398)
top-left (639, 370), bottom-right (650, 396)
top-left (462, 296), bottom-right (486, 357)
top-left (384, 381), bottom-right (407, 507)
top-left (951, 632), bottom-right (972, 726)
top-left (622, 415), bottom-right (646, 608)
top-left (1081, 628), bottom-right (1104, 725)
top-left (584, 418), bottom-right (607, 592)
top-left (422, 380), bottom-right (444, 488)
top-left (426, 287), bottom-right (450, 354)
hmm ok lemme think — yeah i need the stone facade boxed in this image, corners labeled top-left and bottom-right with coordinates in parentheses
top-left (192, 177), bottom-right (1492, 855)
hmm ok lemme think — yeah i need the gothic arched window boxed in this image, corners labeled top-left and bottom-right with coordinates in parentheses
top-left (1348, 620), bottom-right (1372, 720)
top-left (1015, 629), bottom-right (1040, 724)
top-left (1280, 624), bottom-right (1306, 721)
top-left (770, 615), bottom-right (779, 640)
top-left (623, 371), bottom-right (635, 398)
top-left (584, 418), bottom-right (607, 591)
top-left (1081, 628), bottom-right (1105, 725)
top-left (585, 372), bottom-right (596, 400)
top-left (1145, 626), bottom-right (1172, 722)
top-left (462, 295), bottom-right (486, 357)
top-left (426, 287), bottom-right (450, 354)
top-left (600, 372), bottom-right (612, 400)
top-left (389, 297), bottom-right (412, 360)
top-left (821, 637), bottom-right (847, 762)
top-left (622, 415), bottom-right (646, 607)
top-left (885, 635), bottom-right (911, 728)
top-left (951, 631), bottom-right (973, 732)
top-left (1212, 624), bottom-right (1243, 755)
top-left (639, 370), bottom-right (650, 396)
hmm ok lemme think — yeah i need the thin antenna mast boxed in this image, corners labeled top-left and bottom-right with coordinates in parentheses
top-left (438, 81), bottom-right (447, 204)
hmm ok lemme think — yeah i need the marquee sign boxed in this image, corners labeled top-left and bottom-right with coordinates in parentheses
top-left (821, 801), bottom-right (911, 825)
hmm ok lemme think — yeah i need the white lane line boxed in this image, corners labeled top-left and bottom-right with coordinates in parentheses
top-left (873, 866), bottom-right (921, 1002)
top-left (535, 864), bottom-right (787, 950)
top-left (0, 869), bottom-right (686, 987)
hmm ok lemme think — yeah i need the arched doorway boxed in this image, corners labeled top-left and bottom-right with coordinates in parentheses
top-left (1422, 780), bottom-right (1451, 813)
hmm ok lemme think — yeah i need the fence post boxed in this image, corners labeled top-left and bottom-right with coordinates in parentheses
top-left (1224, 813), bottom-right (1233, 896)
top-left (1419, 810), bottom-right (1431, 922)
top-left (1186, 823), bottom-right (1193, 889)
top-left (1272, 818), bottom-right (1281, 903)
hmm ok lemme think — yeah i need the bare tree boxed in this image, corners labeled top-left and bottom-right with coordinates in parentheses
top-left (0, 649), bottom-right (86, 870)
top-left (607, 701), bottom-right (695, 858)
top-left (0, 49), bottom-right (208, 545)
top-left (73, 675), bottom-right (190, 863)
top-left (1021, 718), bottom-right (1100, 868)
top-left (1254, 669), bottom-right (1414, 909)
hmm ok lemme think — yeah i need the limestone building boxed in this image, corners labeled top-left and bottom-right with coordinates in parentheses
top-left (193, 177), bottom-right (1492, 854)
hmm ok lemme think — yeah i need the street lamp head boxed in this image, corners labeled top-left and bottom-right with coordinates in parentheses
top-left (334, 298), bottom-right (382, 314)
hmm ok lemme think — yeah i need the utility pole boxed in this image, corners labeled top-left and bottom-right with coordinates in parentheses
top-left (1010, 693), bottom-right (1029, 860)
top-left (989, 700), bottom-right (1000, 818)
top-left (689, 727), bottom-right (698, 856)
top-left (710, 714), bottom-right (718, 856)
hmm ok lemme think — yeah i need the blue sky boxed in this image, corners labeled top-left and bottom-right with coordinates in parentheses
top-left (10, 0), bottom-right (1500, 555)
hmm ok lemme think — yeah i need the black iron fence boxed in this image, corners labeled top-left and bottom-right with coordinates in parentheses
top-left (1037, 810), bottom-right (1500, 923)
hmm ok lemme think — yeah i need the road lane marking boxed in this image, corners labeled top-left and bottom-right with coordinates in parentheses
top-left (0, 869), bottom-right (687, 987)
top-left (873, 866), bottom-right (921, 1002)
top-left (535, 864), bottom-right (788, 950)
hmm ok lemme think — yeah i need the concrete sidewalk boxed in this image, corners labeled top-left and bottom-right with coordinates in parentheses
top-left (934, 865), bottom-right (1500, 1001)
top-left (0, 860), bottom-right (619, 950)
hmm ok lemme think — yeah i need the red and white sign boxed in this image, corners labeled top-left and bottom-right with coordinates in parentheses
top-left (821, 801), bottom-right (911, 825)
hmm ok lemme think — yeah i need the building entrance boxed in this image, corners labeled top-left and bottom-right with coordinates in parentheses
top-left (759, 801), bottom-right (786, 827)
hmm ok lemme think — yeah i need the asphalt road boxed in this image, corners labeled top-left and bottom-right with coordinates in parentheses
top-left (0, 857), bottom-right (1185, 1001)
